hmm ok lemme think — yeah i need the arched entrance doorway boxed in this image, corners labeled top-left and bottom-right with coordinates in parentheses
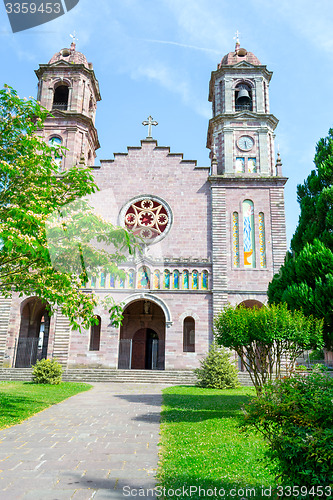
top-left (118, 300), bottom-right (165, 370)
top-left (238, 299), bottom-right (264, 309)
top-left (15, 298), bottom-right (50, 368)
top-left (236, 299), bottom-right (264, 372)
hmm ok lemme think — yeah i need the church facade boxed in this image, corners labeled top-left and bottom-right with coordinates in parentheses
top-left (0, 40), bottom-right (287, 370)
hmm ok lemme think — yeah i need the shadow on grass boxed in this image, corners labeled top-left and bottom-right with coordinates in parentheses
top-left (0, 392), bottom-right (41, 425)
top-left (60, 471), bottom-right (277, 499)
top-left (157, 472), bottom-right (278, 500)
top-left (161, 392), bottom-right (252, 423)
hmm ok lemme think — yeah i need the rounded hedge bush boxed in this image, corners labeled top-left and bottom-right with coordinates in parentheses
top-left (195, 342), bottom-right (240, 389)
top-left (32, 358), bottom-right (63, 384)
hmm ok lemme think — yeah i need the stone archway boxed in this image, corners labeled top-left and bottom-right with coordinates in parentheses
top-left (118, 299), bottom-right (165, 370)
top-left (15, 298), bottom-right (50, 368)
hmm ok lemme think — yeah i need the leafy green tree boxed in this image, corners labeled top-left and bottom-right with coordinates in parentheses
top-left (268, 128), bottom-right (333, 348)
top-left (0, 86), bottom-right (135, 330)
top-left (214, 304), bottom-right (323, 393)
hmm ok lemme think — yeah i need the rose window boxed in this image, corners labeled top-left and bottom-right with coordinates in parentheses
top-left (124, 198), bottom-right (170, 243)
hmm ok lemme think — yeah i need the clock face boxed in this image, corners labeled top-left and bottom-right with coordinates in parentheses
top-left (238, 135), bottom-right (254, 151)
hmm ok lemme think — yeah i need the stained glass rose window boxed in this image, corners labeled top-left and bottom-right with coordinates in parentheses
top-left (122, 196), bottom-right (172, 244)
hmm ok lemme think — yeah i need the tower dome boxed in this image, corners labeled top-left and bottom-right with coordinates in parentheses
top-left (219, 47), bottom-right (261, 68)
top-left (48, 42), bottom-right (91, 69)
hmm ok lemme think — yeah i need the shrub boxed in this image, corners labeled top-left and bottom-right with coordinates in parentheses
top-left (195, 342), bottom-right (239, 389)
top-left (32, 358), bottom-right (63, 385)
top-left (242, 372), bottom-right (333, 491)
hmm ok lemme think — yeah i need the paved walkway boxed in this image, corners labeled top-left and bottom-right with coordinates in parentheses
top-left (0, 383), bottom-right (166, 499)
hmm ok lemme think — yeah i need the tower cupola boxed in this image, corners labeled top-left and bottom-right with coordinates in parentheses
top-left (35, 42), bottom-right (101, 170)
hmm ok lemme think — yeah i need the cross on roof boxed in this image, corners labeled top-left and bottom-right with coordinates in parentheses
top-left (142, 116), bottom-right (158, 139)
top-left (70, 31), bottom-right (78, 46)
top-left (234, 30), bottom-right (240, 44)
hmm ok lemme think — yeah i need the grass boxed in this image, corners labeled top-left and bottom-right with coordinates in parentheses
top-left (158, 386), bottom-right (275, 500)
top-left (0, 381), bottom-right (92, 429)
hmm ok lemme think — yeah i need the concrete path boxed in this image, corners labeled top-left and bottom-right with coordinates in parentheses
top-left (0, 383), bottom-right (166, 499)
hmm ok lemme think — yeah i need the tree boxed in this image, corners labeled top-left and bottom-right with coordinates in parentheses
top-left (195, 341), bottom-right (239, 389)
top-left (268, 128), bottom-right (333, 348)
top-left (0, 86), bottom-right (136, 330)
top-left (214, 304), bottom-right (323, 393)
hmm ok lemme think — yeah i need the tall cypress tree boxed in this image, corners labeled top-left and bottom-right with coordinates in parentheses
top-left (268, 129), bottom-right (333, 349)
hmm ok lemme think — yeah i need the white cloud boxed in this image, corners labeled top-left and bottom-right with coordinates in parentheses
top-left (251, 0), bottom-right (333, 54)
top-left (131, 62), bottom-right (211, 118)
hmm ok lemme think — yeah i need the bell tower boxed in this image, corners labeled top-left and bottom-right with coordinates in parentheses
top-left (35, 41), bottom-right (101, 170)
top-left (208, 38), bottom-right (287, 314)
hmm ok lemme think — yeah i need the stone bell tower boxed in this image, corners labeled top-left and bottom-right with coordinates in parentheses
top-left (35, 41), bottom-right (101, 170)
top-left (207, 37), bottom-right (287, 315)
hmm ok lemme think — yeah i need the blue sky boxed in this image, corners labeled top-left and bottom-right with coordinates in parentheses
top-left (1, 0), bottom-right (333, 245)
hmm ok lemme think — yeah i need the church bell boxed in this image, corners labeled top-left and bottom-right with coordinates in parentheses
top-left (236, 88), bottom-right (251, 105)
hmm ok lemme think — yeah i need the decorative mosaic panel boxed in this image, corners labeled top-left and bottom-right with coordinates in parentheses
top-left (192, 270), bottom-right (198, 290)
top-left (164, 269), bottom-right (170, 289)
top-left (259, 212), bottom-right (267, 268)
top-left (173, 270), bottom-right (180, 289)
top-left (202, 271), bottom-right (208, 290)
top-left (137, 266), bottom-right (150, 289)
top-left (183, 270), bottom-right (189, 289)
top-left (235, 157), bottom-right (245, 173)
top-left (243, 200), bottom-right (255, 268)
top-left (153, 270), bottom-right (160, 289)
top-left (248, 157), bottom-right (257, 173)
top-left (232, 212), bottom-right (240, 268)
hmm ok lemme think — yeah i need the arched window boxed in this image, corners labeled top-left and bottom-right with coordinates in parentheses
top-left (138, 266), bottom-right (151, 289)
top-left (243, 200), bottom-right (256, 268)
top-left (164, 269), bottom-right (170, 289)
top-left (183, 270), bottom-right (189, 289)
top-left (232, 212), bottom-right (240, 268)
top-left (100, 272), bottom-right (106, 288)
top-left (110, 274), bottom-right (116, 288)
top-left (48, 136), bottom-right (62, 169)
top-left (153, 270), bottom-right (160, 289)
top-left (173, 270), bottom-right (180, 290)
top-left (128, 269), bottom-right (135, 289)
top-left (91, 275), bottom-right (96, 288)
top-left (89, 316), bottom-right (101, 351)
top-left (52, 85), bottom-right (69, 111)
top-left (117, 275), bottom-right (125, 288)
top-left (235, 83), bottom-right (252, 111)
top-left (192, 270), bottom-right (199, 290)
top-left (201, 270), bottom-right (208, 290)
top-left (183, 317), bottom-right (195, 352)
top-left (259, 212), bottom-right (267, 268)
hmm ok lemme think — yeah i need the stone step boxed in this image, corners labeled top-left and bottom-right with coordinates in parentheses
top-left (0, 368), bottom-right (254, 385)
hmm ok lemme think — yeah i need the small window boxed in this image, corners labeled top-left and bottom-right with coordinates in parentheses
top-left (164, 269), bottom-right (170, 289)
top-left (183, 270), bottom-right (189, 289)
top-left (89, 316), bottom-right (101, 351)
top-left (248, 158), bottom-right (257, 173)
top-left (235, 157), bottom-right (245, 173)
top-left (183, 317), bottom-right (195, 352)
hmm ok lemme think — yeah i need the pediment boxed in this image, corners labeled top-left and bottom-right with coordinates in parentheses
top-left (49, 60), bottom-right (73, 68)
top-left (232, 61), bottom-right (256, 69)
top-left (235, 111), bottom-right (257, 119)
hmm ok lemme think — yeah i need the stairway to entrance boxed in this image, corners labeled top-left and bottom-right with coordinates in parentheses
top-left (0, 368), bottom-right (253, 385)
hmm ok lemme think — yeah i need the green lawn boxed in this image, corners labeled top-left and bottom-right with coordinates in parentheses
top-left (0, 381), bottom-right (92, 429)
top-left (158, 386), bottom-right (275, 500)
